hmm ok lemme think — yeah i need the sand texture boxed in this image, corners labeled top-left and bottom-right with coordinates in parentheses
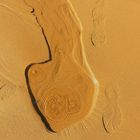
top-left (25, 0), bottom-right (99, 132)
top-left (0, 0), bottom-right (140, 140)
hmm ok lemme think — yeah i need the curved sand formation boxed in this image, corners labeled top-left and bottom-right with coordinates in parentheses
top-left (25, 0), bottom-right (99, 132)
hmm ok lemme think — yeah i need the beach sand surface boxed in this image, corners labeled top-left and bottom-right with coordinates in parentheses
top-left (0, 0), bottom-right (140, 139)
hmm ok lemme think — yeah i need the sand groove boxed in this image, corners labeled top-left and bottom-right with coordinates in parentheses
top-left (25, 0), bottom-right (99, 132)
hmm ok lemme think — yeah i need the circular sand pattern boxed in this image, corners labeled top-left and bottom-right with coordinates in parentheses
top-left (34, 86), bottom-right (48, 102)
top-left (66, 92), bottom-right (81, 115)
top-left (28, 65), bottom-right (46, 84)
top-left (44, 88), bottom-right (82, 122)
top-left (44, 90), bottom-right (67, 122)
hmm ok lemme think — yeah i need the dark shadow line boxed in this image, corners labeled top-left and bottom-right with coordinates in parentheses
top-left (24, 9), bottom-right (56, 133)
top-left (25, 63), bottom-right (55, 133)
top-left (91, 33), bottom-right (96, 47)
top-left (102, 116), bottom-right (109, 134)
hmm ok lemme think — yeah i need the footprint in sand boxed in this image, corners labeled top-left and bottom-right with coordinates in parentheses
top-left (91, 0), bottom-right (106, 47)
top-left (24, 0), bottom-right (99, 132)
top-left (102, 85), bottom-right (122, 134)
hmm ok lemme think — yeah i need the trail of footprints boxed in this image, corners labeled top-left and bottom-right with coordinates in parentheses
top-left (25, 0), bottom-right (99, 132)
top-left (102, 85), bottom-right (122, 133)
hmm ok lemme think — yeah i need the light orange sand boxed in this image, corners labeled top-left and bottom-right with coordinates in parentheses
top-left (0, 0), bottom-right (140, 139)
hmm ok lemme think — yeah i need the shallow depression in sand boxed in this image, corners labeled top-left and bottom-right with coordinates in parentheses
top-left (25, 0), bottom-right (99, 132)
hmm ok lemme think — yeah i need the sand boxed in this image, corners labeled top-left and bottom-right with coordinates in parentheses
top-left (0, 0), bottom-right (140, 139)
top-left (24, 0), bottom-right (99, 132)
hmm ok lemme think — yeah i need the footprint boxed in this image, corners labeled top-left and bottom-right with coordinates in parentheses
top-left (25, 0), bottom-right (99, 133)
top-left (91, 0), bottom-right (106, 47)
top-left (102, 85), bottom-right (122, 133)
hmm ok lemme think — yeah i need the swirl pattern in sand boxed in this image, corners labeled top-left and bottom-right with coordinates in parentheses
top-left (25, 0), bottom-right (99, 132)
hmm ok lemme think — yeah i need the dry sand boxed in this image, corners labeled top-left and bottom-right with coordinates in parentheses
top-left (0, 0), bottom-right (140, 139)
top-left (25, 0), bottom-right (99, 132)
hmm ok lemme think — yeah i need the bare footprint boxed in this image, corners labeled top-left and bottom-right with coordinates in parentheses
top-left (24, 0), bottom-right (99, 132)
top-left (91, 0), bottom-right (106, 47)
top-left (102, 85), bottom-right (122, 133)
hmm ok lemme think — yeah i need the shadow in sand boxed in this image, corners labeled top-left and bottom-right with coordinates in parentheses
top-left (24, 22), bottom-right (56, 133)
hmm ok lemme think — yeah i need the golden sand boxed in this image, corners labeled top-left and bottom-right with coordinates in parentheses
top-left (0, 0), bottom-right (140, 139)
top-left (25, 0), bottom-right (99, 132)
